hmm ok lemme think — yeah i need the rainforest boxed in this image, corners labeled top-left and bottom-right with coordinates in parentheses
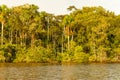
top-left (0, 4), bottom-right (120, 63)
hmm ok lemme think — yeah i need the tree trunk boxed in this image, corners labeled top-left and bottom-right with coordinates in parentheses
top-left (10, 29), bottom-right (13, 44)
top-left (47, 18), bottom-right (49, 48)
top-left (71, 35), bottom-right (73, 41)
top-left (62, 27), bottom-right (66, 53)
top-left (62, 34), bottom-right (64, 53)
top-left (20, 31), bottom-right (23, 47)
top-left (24, 33), bottom-right (27, 48)
top-left (1, 22), bottom-right (4, 46)
top-left (68, 35), bottom-right (70, 50)
top-left (31, 33), bottom-right (35, 47)
top-left (15, 30), bottom-right (18, 48)
top-left (68, 27), bottom-right (70, 51)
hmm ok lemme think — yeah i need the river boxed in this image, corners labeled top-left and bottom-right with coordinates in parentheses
top-left (0, 63), bottom-right (120, 80)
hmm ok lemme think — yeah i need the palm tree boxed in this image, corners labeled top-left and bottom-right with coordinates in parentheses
top-left (0, 5), bottom-right (9, 46)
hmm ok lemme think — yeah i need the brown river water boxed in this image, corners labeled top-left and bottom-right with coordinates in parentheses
top-left (0, 63), bottom-right (120, 80)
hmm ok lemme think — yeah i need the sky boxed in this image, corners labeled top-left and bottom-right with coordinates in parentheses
top-left (0, 0), bottom-right (120, 15)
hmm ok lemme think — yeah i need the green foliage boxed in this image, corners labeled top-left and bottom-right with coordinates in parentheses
top-left (73, 46), bottom-right (89, 63)
top-left (0, 49), bottom-right (5, 62)
top-left (0, 44), bottom-right (17, 62)
top-left (14, 46), bottom-right (52, 63)
top-left (0, 4), bottom-right (120, 63)
top-left (62, 51), bottom-right (73, 62)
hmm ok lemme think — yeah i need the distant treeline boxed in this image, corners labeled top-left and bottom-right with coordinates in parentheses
top-left (0, 4), bottom-right (120, 63)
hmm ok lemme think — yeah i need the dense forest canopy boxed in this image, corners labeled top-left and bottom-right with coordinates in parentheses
top-left (0, 4), bottom-right (120, 63)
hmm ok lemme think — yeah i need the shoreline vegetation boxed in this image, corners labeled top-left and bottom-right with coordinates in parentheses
top-left (0, 4), bottom-right (120, 63)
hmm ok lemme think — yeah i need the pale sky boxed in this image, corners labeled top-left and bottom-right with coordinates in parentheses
top-left (0, 0), bottom-right (120, 15)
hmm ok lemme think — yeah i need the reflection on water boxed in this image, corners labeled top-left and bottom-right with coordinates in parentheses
top-left (0, 63), bottom-right (120, 80)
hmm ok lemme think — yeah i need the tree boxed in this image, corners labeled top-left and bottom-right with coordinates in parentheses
top-left (0, 4), bottom-right (120, 63)
top-left (67, 5), bottom-right (77, 11)
top-left (0, 5), bottom-right (9, 46)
